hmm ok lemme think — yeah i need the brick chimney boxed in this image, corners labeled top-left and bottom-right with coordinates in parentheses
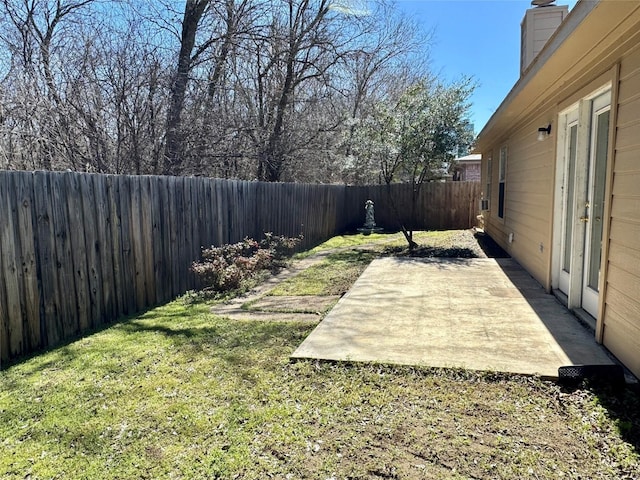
top-left (521, 1), bottom-right (569, 75)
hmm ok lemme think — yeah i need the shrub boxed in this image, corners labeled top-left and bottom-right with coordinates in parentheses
top-left (191, 233), bottom-right (302, 293)
top-left (259, 232), bottom-right (304, 263)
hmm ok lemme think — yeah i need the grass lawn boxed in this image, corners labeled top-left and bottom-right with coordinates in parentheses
top-left (273, 231), bottom-right (466, 297)
top-left (270, 250), bottom-right (378, 297)
top-left (1, 232), bottom-right (639, 479)
top-left (296, 230), bottom-right (457, 258)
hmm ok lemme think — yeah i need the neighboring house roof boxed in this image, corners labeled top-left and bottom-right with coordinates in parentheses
top-left (454, 154), bottom-right (481, 163)
top-left (476, 0), bottom-right (640, 149)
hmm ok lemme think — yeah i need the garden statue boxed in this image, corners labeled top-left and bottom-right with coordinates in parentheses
top-left (357, 199), bottom-right (383, 234)
top-left (364, 200), bottom-right (376, 229)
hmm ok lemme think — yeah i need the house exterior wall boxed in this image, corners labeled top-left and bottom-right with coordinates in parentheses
top-left (482, 59), bottom-right (640, 377)
top-left (482, 112), bottom-right (556, 290)
top-left (602, 45), bottom-right (640, 376)
top-left (478, 1), bottom-right (640, 379)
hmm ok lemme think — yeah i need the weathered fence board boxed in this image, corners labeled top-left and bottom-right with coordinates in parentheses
top-left (33, 172), bottom-right (59, 348)
top-left (94, 175), bottom-right (114, 326)
top-left (106, 175), bottom-right (125, 319)
top-left (0, 176), bottom-right (10, 362)
top-left (51, 174), bottom-right (76, 339)
top-left (0, 171), bottom-right (480, 365)
top-left (150, 177), bottom-right (164, 304)
top-left (1, 174), bottom-right (23, 358)
top-left (13, 174), bottom-right (38, 351)
top-left (80, 173), bottom-right (101, 329)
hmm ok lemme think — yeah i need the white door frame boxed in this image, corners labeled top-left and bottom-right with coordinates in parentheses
top-left (555, 106), bottom-right (579, 296)
top-left (552, 85), bottom-right (611, 319)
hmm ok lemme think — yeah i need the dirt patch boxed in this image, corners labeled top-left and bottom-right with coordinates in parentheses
top-left (246, 295), bottom-right (340, 314)
top-left (384, 229), bottom-right (509, 259)
top-left (211, 308), bottom-right (321, 322)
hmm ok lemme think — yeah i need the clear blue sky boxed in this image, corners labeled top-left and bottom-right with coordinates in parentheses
top-left (394, 0), bottom-right (579, 133)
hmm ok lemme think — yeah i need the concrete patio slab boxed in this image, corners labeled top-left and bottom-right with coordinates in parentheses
top-left (291, 257), bottom-right (615, 378)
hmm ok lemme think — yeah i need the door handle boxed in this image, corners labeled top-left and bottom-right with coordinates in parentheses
top-left (580, 216), bottom-right (589, 223)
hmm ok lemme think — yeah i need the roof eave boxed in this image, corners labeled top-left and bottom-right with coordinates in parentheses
top-left (476, 0), bottom-right (598, 150)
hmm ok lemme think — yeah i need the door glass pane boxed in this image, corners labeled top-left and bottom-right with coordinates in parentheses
top-left (587, 110), bottom-right (610, 290)
top-left (498, 147), bottom-right (506, 218)
top-left (563, 124), bottom-right (578, 273)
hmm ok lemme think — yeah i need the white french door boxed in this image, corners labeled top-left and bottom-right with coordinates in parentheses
top-left (558, 108), bottom-right (578, 295)
top-left (555, 89), bottom-right (611, 319)
top-left (582, 95), bottom-right (610, 316)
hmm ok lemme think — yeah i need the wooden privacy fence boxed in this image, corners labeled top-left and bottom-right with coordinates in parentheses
top-left (0, 171), bottom-right (348, 365)
top-left (345, 182), bottom-right (482, 232)
top-left (0, 171), bottom-right (480, 365)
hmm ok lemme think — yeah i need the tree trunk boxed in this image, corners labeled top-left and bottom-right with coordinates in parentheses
top-left (385, 183), bottom-right (418, 250)
top-left (259, 55), bottom-right (294, 182)
top-left (164, 0), bottom-right (209, 176)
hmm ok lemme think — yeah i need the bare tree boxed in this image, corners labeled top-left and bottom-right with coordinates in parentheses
top-left (340, 6), bottom-right (430, 177)
top-left (163, 0), bottom-right (210, 175)
top-left (255, 0), bottom-right (348, 181)
top-left (0, 0), bottom-right (452, 185)
top-left (0, 0), bottom-right (96, 170)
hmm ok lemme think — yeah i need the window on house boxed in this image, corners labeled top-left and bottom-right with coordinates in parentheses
top-left (484, 156), bottom-right (491, 200)
top-left (498, 146), bottom-right (507, 219)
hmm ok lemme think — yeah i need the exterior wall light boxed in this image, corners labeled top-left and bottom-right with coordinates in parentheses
top-left (537, 124), bottom-right (552, 141)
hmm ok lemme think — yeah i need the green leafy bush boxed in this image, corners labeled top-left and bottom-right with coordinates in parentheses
top-left (191, 233), bottom-right (302, 292)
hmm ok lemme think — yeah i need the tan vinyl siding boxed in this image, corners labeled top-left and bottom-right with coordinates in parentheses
top-left (615, 123), bottom-right (640, 151)
top-left (603, 46), bottom-right (640, 377)
top-left (532, 13), bottom-right (566, 54)
top-left (615, 93), bottom-right (640, 127)
top-left (604, 305), bottom-right (640, 377)
top-left (483, 117), bottom-right (555, 288)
